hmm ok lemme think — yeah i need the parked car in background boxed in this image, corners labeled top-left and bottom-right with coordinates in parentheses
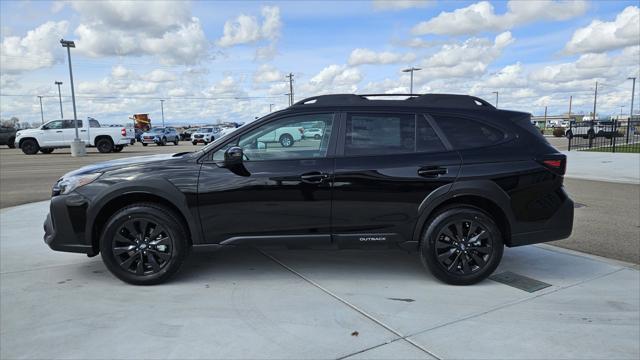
top-left (15, 119), bottom-right (132, 154)
top-left (302, 127), bottom-right (323, 140)
top-left (43, 93), bottom-right (573, 285)
top-left (180, 127), bottom-right (199, 141)
top-left (191, 127), bottom-right (216, 145)
top-left (0, 126), bottom-right (17, 148)
top-left (134, 128), bottom-right (144, 143)
top-left (565, 121), bottom-right (619, 139)
top-left (141, 127), bottom-right (180, 146)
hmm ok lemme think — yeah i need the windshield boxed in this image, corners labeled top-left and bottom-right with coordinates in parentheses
top-left (149, 128), bottom-right (165, 133)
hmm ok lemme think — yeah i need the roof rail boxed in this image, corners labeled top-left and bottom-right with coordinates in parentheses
top-left (293, 93), bottom-right (496, 110)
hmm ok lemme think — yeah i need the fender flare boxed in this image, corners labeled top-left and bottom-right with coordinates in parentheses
top-left (84, 178), bottom-right (203, 248)
top-left (411, 179), bottom-right (514, 244)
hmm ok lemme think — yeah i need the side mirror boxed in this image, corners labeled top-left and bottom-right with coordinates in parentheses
top-left (41, 125), bottom-right (49, 130)
top-left (224, 146), bottom-right (244, 167)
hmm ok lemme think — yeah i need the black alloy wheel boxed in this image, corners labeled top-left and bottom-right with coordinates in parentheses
top-left (20, 139), bottom-right (39, 155)
top-left (420, 206), bottom-right (503, 285)
top-left (100, 203), bottom-right (189, 285)
top-left (96, 138), bottom-right (114, 153)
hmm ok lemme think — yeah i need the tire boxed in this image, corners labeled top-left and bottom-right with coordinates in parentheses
top-left (142, 143), bottom-right (148, 147)
top-left (99, 203), bottom-right (190, 285)
top-left (314, 134), bottom-right (321, 140)
top-left (173, 138), bottom-right (179, 145)
top-left (113, 145), bottom-right (124, 153)
top-left (192, 141), bottom-right (197, 146)
top-left (7, 137), bottom-right (15, 148)
top-left (40, 148), bottom-right (54, 154)
top-left (159, 137), bottom-right (167, 146)
top-left (96, 138), bottom-right (114, 153)
top-left (419, 206), bottom-right (503, 285)
top-left (20, 139), bottom-right (39, 155)
top-left (565, 130), bottom-right (573, 139)
top-left (279, 133), bottom-right (294, 147)
top-left (130, 139), bottom-right (135, 145)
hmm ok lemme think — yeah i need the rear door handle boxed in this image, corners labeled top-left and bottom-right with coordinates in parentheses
top-left (80, 130), bottom-right (87, 132)
top-left (300, 172), bottom-right (330, 184)
top-left (418, 166), bottom-right (448, 178)
top-left (56, 131), bottom-right (63, 133)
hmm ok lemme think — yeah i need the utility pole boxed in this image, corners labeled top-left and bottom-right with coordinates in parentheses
top-left (285, 93), bottom-right (292, 107)
top-left (61, 38), bottom-right (85, 157)
top-left (54, 81), bottom-right (63, 119)
top-left (544, 106), bottom-right (547, 127)
top-left (492, 91), bottom-right (499, 109)
top-left (160, 100), bottom-right (165, 127)
top-left (590, 81), bottom-right (598, 148)
top-left (568, 95), bottom-right (572, 119)
top-left (627, 77), bottom-right (636, 143)
top-left (402, 67), bottom-right (422, 94)
top-left (37, 96), bottom-right (44, 124)
top-left (269, 104), bottom-right (274, 112)
top-left (286, 73), bottom-right (294, 106)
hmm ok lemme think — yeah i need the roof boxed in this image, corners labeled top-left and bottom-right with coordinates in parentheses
top-left (292, 93), bottom-right (496, 110)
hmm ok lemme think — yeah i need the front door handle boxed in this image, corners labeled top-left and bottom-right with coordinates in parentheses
top-left (418, 166), bottom-right (448, 178)
top-left (56, 131), bottom-right (63, 133)
top-left (300, 172), bottom-right (330, 184)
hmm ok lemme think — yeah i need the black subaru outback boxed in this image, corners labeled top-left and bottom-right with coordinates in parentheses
top-left (44, 94), bottom-right (573, 285)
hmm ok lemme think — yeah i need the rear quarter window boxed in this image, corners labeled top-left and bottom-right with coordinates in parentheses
top-left (432, 116), bottom-right (506, 149)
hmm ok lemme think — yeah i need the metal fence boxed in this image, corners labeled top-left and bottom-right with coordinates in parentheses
top-left (567, 120), bottom-right (640, 153)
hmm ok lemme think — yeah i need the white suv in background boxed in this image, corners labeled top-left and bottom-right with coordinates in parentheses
top-left (191, 127), bottom-right (217, 145)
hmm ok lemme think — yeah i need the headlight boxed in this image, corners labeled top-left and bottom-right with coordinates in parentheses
top-left (55, 173), bottom-right (102, 195)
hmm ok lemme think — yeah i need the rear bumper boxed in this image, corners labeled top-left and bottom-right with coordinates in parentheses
top-left (509, 194), bottom-right (574, 247)
top-left (44, 194), bottom-right (95, 255)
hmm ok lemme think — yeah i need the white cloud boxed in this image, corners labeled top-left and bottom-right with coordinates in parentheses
top-left (253, 64), bottom-right (283, 83)
top-left (372, 0), bottom-right (432, 11)
top-left (70, 1), bottom-right (208, 64)
top-left (564, 6), bottom-right (640, 54)
top-left (348, 48), bottom-right (416, 66)
top-left (412, 0), bottom-right (587, 36)
top-left (417, 31), bottom-right (514, 79)
top-left (0, 21), bottom-right (69, 73)
top-left (142, 69), bottom-right (177, 83)
top-left (217, 6), bottom-right (281, 47)
top-left (302, 65), bottom-right (363, 95)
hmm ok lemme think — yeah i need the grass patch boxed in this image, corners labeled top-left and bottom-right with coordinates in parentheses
top-left (581, 143), bottom-right (640, 153)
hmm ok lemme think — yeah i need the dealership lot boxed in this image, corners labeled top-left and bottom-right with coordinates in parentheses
top-left (0, 201), bottom-right (638, 359)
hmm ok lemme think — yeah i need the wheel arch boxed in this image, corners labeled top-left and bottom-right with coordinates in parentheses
top-left (18, 137), bottom-right (39, 148)
top-left (86, 182), bottom-right (202, 255)
top-left (94, 135), bottom-right (113, 145)
top-left (412, 180), bottom-right (514, 248)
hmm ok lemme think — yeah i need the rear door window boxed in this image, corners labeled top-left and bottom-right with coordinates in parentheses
top-left (432, 116), bottom-right (505, 149)
top-left (344, 113), bottom-right (445, 156)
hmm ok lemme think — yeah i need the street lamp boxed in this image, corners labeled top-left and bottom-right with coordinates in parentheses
top-left (60, 38), bottom-right (85, 157)
top-left (160, 99), bottom-right (165, 127)
top-left (402, 67), bottom-right (422, 94)
top-left (492, 91), bottom-right (499, 109)
top-left (54, 81), bottom-right (63, 118)
top-left (269, 103), bottom-right (274, 112)
top-left (37, 96), bottom-right (44, 124)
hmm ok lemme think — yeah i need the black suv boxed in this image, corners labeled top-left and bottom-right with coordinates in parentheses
top-left (44, 94), bottom-right (573, 285)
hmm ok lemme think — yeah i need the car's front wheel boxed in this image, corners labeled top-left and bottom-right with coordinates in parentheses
top-left (20, 139), bottom-right (39, 155)
top-left (100, 203), bottom-right (189, 285)
top-left (173, 138), bottom-right (179, 145)
top-left (419, 206), bottom-right (503, 285)
top-left (279, 134), bottom-right (294, 147)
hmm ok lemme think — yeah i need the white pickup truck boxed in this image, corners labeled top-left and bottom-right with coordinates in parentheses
top-left (15, 118), bottom-right (133, 155)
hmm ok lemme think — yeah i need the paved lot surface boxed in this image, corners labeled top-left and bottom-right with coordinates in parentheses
top-left (1, 201), bottom-right (638, 359)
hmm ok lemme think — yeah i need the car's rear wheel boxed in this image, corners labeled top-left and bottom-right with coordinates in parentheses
top-left (20, 139), bottom-right (39, 155)
top-left (314, 134), bottom-right (321, 140)
top-left (96, 138), bottom-right (114, 153)
top-left (100, 203), bottom-right (189, 285)
top-left (173, 138), bottom-right (179, 145)
top-left (279, 133), bottom-right (294, 147)
top-left (40, 148), bottom-right (54, 154)
top-left (419, 206), bottom-right (503, 285)
top-left (7, 137), bottom-right (15, 148)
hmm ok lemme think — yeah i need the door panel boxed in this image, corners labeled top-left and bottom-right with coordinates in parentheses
top-left (41, 120), bottom-right (65, 146)
top-left (197, 112), bottom-right (337, 246)
top-left (331, 112), bottom-right (461, 248)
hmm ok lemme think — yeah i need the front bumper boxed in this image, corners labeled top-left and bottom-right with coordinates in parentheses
top-left (191, 137), bottom-right (210, 143)
top-left (44, 194), bottom-right (95, 255)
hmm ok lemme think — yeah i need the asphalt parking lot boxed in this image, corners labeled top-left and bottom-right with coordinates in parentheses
top-left (1, 201), bottom-right (638, 359)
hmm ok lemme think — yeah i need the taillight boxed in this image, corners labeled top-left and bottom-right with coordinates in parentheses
top-left (539, 155), bottom-right (566, 175)
top-left (121, 128), bottom-right (127, 136)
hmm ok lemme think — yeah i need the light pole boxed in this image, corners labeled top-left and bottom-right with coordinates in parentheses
top-left (54, 81), bottom-right (63, 118)
top-left (269, 103), bottom-right (274, 112)
top-left (626, 77), bottom-right (636, 143)
top-left (37, 96), bottom-right (44, 124)
top-left (160, 100), bottom-right (165, 127)
top-left (402, 67), bottom-right (422, 94)
top-left (61, 38), bottom-right (85, 157)
top-left (285, 93), bottom-right (292, 106)
top-left (492, 91), bottom-right (499, 109)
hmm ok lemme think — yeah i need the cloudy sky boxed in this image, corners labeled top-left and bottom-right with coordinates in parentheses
top-left (1, 0), bottom-right (639, 126)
